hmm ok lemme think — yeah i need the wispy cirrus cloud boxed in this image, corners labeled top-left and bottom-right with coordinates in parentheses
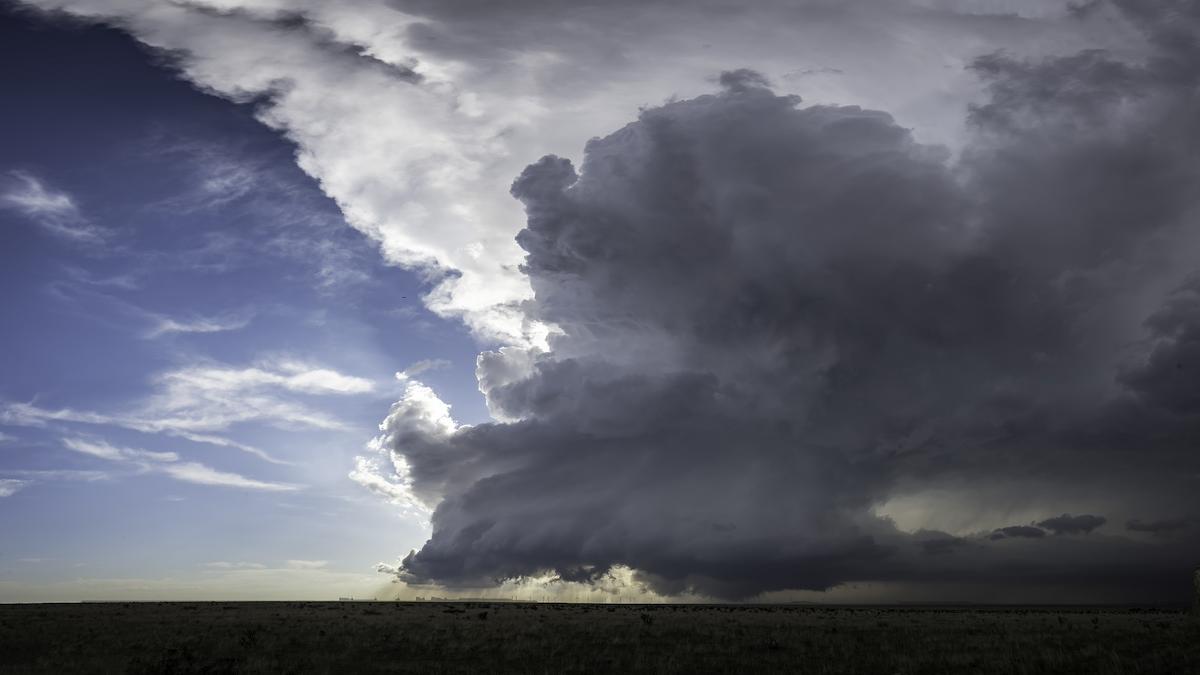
top-left (59, 265), bottom-right (141, 291)
top-left (0, 469), bottom-right (112, 482)
top-left (203, 561), bottom-right (266, 570)
top-left (0, 170), bottom-right (106, 242)
top-left (161, 360), bottom-right (374, 396)
top-left (0, 358), bottom-right (375, 466)
top-left (61, 436), bottom-right (299, 492)
top-left (284, 559), bottom-right (328, 570)
top-left (394, 358), bottom-right (451, 382)
top-left (0, 471), bottom-right (108, 500)
top-left (43, 276), bottom-right (253, 341)
top-left (158, 461), bottom-right (298, 491)
top-left (2, 401), bottom-right (289, 465)
top-left (204, 560), bottom-right (329, 571)
top-left (62, 437), bottom-right (178, 463)
top-left (143, 312), bottom-right (253, 339)
top-left (0, 479), bottom-right (30, 498)
top-left (141, 138), bottom-right (375, 290)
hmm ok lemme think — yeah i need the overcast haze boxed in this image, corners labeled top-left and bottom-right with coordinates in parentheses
top-left (2, 0), bottom-right (1199, 604)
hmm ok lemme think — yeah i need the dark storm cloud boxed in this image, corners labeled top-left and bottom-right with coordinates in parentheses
top-left (916, 532), bottom-right (969, 555)
top-left (989, 526), bottom-right (1046, 541)
top-left (1127, 517), bottom-right (1196, 535)
top-left (1036, 514), bottom-right (1107, 535)
top-left (380, 1), bottom-right (1200, 600)
top-left (1118, 277), bottom-right (1200, 414)
top-left (716, 68), bottom-right (772, 92)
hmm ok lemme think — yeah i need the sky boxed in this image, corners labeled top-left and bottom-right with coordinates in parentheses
top-left (1, 0), bottom-right (1199, 604)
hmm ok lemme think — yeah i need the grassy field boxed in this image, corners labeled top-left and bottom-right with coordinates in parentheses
top-left (1, 602), bottom-right (1197, 673)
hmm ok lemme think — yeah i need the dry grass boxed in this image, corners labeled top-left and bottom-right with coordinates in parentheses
top-left (1, 602), bottom-right (1197, 673)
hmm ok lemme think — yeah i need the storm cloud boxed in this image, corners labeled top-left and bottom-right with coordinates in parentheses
top-left (357, 0), bottom-right (1200, 598)
top-left (989, 526), bottom-right (1047, 541)
top-left (1127, 517), bottom-right (1196, 535)
top-left (1037, 514), bottom-right (1107, 536)
top-left (361, 0), bottom-right (1200, 601)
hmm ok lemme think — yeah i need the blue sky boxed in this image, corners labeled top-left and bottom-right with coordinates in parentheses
top-left (0, 8), bottom-right (490, 600)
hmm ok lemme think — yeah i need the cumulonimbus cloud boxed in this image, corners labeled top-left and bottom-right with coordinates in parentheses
top-left (369, 2), bottom-right (1200, 599)
top-left (1036, 514), bottom-right (1107, 536)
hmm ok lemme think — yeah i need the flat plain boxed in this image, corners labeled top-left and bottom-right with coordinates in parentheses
top-left (1, 602), bottom-right (1197, 674)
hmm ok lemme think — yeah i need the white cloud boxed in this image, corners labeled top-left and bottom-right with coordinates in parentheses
top-left (0, 170), bottom-right (105, 242)
top-left (40, 275), bottom-right (253, 342)
top-left (140, 138), bottom-right (380, 290)
top-left (59, 436), bottom-right (298, 492)
top-left (2, 401), bottom-right (293, 464)
top-left (144, 313), bottom-right (252, 339)
top-left (348, 454), bottom-right (429, 521)
top-left (160, 145), bottom-right (265, 213)
top-left (1, 358), bottom-right (374, 465)
top-left (158, 461), bottom-right (299, 491)
top-left (60, 266), bottom-right (141, 290)
top-left (285, 559), bottom-right (328, 570)
top-left (1, 469), bottom-right (112, 482)
top-left (61, 437), bottom-right (127, 462)
top-left (395, 358), bottom-right (451, 381)
top-left (167, 431), bottom-right (285, 466)
top-left (63, 437), bottom-right (180, 463)
top-left (159, 360), bottom-right (374, 397)
top-left (203, 561), bottom-right (266, 569)
top-left (381, 382), bottom-right (458, 439)
top-left (0, 479), bottom-right (30, 497)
